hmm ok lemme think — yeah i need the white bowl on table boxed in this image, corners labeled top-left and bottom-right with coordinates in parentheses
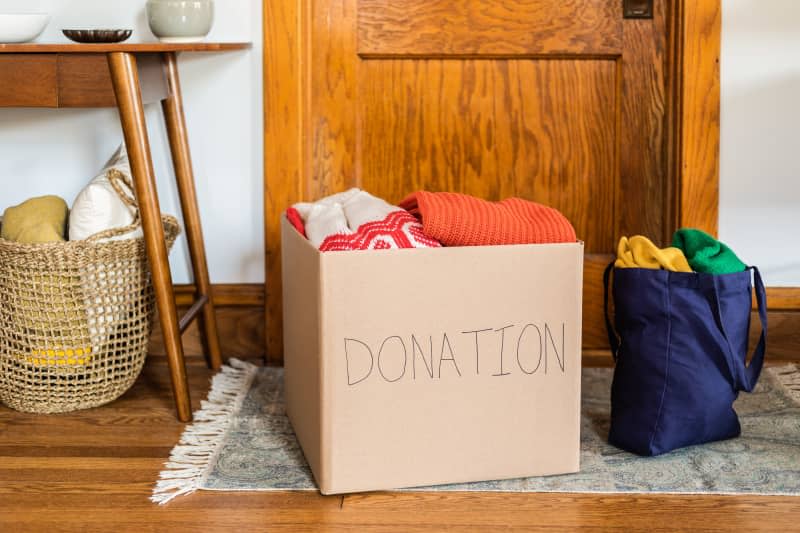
top-left (0, 13), bottom-right (50, 44)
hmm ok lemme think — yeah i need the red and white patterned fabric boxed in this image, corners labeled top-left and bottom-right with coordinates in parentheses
top-left (289, 188), bottom-right (441, 252)
top-left (285, 206), bottom-right (307, 238)
top-left (319, 210), bottom-right (440, 251)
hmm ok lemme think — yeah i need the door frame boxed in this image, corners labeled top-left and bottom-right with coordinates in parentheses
top-left (668, 1), bottom-right (800, 314)
top-left (263, 0), bottom-right (797, 364)
top-left (668, 0), bottom-right (720, 235)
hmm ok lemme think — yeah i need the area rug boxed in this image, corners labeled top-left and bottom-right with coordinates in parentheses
top-left (152, 360), bottom-right (800, 504)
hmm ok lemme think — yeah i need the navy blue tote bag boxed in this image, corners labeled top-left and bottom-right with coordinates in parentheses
top-left (604, 264), bottom-right (767, 456)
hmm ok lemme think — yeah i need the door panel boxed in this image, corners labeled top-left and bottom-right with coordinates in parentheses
top-left (266, 0), bottom-right (673, 362)
top-left (358, 0), bottom-right (622, 55)
top-left (360, 59), bottom-right (617, 252)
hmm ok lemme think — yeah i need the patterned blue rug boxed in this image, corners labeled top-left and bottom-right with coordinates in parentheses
top-left (153, 361), bottom-right (800, 503)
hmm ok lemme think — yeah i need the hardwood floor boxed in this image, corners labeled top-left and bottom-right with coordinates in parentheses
top-left (1, 356), bottom-right (798, 532)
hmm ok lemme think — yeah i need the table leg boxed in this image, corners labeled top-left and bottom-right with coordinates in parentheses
top-left (107, 51), bottom-right (193, 422)
top-left (160, 51), bottom-right (223, 371)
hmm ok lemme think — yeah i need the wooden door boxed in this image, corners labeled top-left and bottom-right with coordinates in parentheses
top-left (265, 1), bottom-right (718, 363)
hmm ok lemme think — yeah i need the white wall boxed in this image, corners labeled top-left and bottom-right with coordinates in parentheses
top-left (0, 0), bottom-right (264, 284)
top-left (721, 0), bottom-right (800, 286)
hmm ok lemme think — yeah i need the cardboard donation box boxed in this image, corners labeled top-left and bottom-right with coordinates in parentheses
top-left (281, 217), bottom-right (584, 495)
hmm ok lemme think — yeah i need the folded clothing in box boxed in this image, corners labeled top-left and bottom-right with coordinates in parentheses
top-left (288, 189), bottom-right (577, 251)
top-left (400, 191), bottom-right (577, 246)
top-left (287, 188), bottom-right (440, 251)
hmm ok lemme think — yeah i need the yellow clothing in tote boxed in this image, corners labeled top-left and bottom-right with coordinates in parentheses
top-left (615, 235), bottom-right (692, 272)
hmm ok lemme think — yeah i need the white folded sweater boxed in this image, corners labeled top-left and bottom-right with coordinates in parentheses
top-left (292, 188), bottom-right (403, 248)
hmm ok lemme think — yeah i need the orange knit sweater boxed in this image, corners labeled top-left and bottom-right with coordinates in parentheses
top-left (399, 192), bottom-right (577, 246)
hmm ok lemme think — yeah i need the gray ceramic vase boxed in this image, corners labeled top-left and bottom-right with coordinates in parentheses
top-left (146, 0), bottom-right (214, 43)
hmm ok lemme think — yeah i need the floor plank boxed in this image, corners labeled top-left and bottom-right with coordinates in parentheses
top-left (0, 357), bottom-right (798, 532)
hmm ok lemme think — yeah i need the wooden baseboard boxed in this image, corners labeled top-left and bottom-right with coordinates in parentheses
top-left (755, 310), bottom-right (800, 362)
top-left (172, 283), bottom-right (265, 307)
top-left (763, 287), bottom-right (800, 311)
top-left (148, 283), bottom-right (799, 364)
top-left (149, 283), bottom-right (265, 360)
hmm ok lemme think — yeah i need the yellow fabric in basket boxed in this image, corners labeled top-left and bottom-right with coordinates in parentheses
top-left (23, 347), bottom-right (93, 367)
top-left (1, 195), bottom-right (68, 243)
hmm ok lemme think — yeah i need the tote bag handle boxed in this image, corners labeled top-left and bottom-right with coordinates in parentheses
top-left (603, 262), bottom-right (620, 361)
top-left (712, 266), bottom-right (768, 393)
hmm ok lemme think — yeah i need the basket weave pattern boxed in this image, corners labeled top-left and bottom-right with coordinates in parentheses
top-left (0, 172), bottom-right (181, 413)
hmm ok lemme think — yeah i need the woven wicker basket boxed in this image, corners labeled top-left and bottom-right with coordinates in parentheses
top-left (0, 170), bottom-right (181, 414)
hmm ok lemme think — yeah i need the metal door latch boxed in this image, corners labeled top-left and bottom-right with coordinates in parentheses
top-left (623, 0), bottom-right (654, 19)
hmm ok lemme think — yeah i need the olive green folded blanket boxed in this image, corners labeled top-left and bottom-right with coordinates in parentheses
top-left (1, 195), bottom-right (68, 243)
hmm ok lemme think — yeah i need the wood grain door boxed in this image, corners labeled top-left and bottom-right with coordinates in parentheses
top-left (265, 0), bottom-right (683, 363)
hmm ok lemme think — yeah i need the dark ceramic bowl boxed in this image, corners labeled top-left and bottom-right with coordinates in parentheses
top-left (62, 29), bottom-right (133, 43)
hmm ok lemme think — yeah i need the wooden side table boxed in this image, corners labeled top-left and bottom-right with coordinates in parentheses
top-left (0, 42), bottom-right (251, 421)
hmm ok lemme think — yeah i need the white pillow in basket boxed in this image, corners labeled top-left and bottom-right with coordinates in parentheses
top-left (69, 144), bottom-right (143, 242)
top-left (71, 144), bottom-right (144, 358)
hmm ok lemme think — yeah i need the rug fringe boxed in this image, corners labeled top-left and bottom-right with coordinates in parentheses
top-left (151, 358), bottom-right (259, 505)
top-left (771, 364), bottom-right (800, 404)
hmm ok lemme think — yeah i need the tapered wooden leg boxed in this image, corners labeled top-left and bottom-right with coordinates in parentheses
top-left (107, 51), bottom-right (193, 422)
top-left (160, 51), bottom-right (223, 371)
